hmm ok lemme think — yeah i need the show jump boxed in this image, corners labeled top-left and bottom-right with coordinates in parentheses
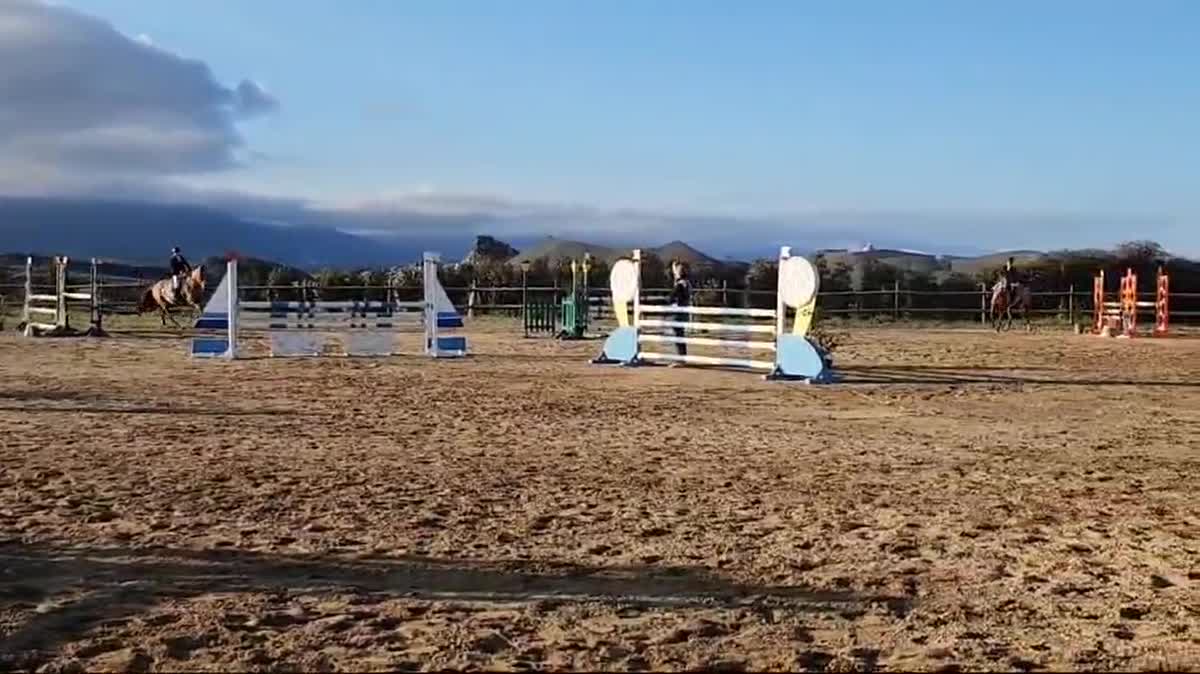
top-left (594, 246), bottom-right (832, 382)
top-left (191, 253), bottom-right (468, 359)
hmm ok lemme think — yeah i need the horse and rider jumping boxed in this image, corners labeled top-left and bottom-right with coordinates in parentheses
top-left (989, 256), bottom-right (1032, 331)
top-left (137, 247), bottom-right (207, 328)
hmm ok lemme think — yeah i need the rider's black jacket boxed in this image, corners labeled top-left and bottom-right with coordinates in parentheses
top-left (170, 253), bottom-right (192, 276)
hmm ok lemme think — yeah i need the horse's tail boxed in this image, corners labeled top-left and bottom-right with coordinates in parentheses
top-left (136, 285), bottom-right (159, 314)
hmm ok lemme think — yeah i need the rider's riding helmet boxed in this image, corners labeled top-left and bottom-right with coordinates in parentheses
top-left (172, 247), bottom-right (181, 254)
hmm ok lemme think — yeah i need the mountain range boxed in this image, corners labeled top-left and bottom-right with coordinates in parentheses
top-left (0, 196), bottom-right (465, 269)
top-left (0, 195), bottom-right (1121, 274)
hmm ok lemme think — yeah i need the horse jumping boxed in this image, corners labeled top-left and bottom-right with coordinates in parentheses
top-left (138, 266), bottom-right (207, 328)
top-left (989, 279), bottom-right (1032, 332)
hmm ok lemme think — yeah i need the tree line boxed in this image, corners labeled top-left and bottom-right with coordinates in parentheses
top-left (236, 239), bottom-right (1191, 293)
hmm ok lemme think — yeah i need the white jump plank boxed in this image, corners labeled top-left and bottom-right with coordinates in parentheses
top-left (640, 334), bottom-right (776, 351)
top-left (61, 292), bottom-right (92, 301)
top-left (639, 351), bottom-right (774, 370)
top-left (26, 306), bottom-right (58, 315)
top-left (28, 294), bottom-right (58, 302)
top-left (638, 319), bottom-right (776, 334)
top-left (241, 301), bottom-right (421, 312)
top-left (239, 311), bottom-right (421, 321)
top-left (27, 322), bottom-right (58, 331)
top-left (242, 301), bottom-right (392, 310)
top-left (239, 320), bottom-right (423, 330)
top-left (639, 304), bottom-right (776, 318)
top-left (275, 300), bottom-right (399, 310)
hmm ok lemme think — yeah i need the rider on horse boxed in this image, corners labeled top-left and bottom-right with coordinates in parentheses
top-left (169, 247), bottom-right (192, 300)
top-left (1002, 256), bottom-right (1018, 303)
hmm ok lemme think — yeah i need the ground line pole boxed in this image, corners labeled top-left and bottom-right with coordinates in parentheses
top-left (1068, 283), bottom-right (1075, 326)
top-left (980, 283), bottom-right (987, 326)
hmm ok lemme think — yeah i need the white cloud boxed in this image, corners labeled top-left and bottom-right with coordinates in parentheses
top-left (0, 0), bottom-right (277, 190)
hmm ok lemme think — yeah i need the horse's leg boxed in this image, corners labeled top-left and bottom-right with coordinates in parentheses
top-left (166, 306), bottom-right (183, 330)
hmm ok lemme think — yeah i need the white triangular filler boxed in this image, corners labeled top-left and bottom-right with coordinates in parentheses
top-left (422, 251), bottom-right (458, 316)
top-left (196, 269), bottom-right (231, 322)
top-left (429, 270), bottom-right (459, 317)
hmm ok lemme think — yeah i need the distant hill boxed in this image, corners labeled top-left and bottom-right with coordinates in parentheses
top-left (816, 247), bottom-right (947, 275)
top-left (654, 240), bottom-right (722, 267)
top-left (0, 252), bottom-right (167, 282)
top-left (5, 195), bottom-right (1188, 280)
top-left (505, 237), bottom-right (724, 267)
top-left (510, 238), bottom-right (623, 265)
top-left (0, 196), bottom-right (466, 270)
top-left (812, 247), bottom-right (1060, 281)
top-left (948, 250), bottom-right (1047, 276)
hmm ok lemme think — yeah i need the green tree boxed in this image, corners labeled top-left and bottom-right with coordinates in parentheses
top-left (1115, 240), bottom-right (1167, 266)
top-left (638, 252), bottom-right (668, 290)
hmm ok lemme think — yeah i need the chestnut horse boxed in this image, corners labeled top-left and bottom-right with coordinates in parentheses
top-left (989, 278), bottom-right (1032, 332)
top-left (138, 266), bottom-right (207, 328)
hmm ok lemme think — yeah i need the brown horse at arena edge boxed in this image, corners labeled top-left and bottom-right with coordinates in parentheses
top-left (138, 266), bottom-right (207, 328)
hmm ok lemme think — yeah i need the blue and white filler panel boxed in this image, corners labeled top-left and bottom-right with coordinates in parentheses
top-left (191, 253), bottom-right (468, 359)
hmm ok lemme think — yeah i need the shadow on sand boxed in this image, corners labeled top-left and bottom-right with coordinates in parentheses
top-left (838, 365), bottom-right (1200, 387)
top-left (0, 541), bottom-right (912, 668)
top-left (0, 389), bottom-right (313, 416)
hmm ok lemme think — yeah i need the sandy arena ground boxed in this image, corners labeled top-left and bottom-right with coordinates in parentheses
top-left (1, 322), bottom-right (1199, 672)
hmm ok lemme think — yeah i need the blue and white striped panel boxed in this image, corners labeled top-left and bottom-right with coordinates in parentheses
top-left (194, 312), bottom-right (229, 330)
top-left (191, 338), bottom-right (230, 358)
top-left (430, 336), bottom-right (467, 357)
top-left (436, 311), bottom-right (464, 329)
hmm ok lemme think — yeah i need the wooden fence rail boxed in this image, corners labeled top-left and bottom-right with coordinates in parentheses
top-left (3, 280), bottom-right (1200, 328)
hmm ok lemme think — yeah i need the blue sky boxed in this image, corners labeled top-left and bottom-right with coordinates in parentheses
top-left (10, 0), bottom-right (1200, 255)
